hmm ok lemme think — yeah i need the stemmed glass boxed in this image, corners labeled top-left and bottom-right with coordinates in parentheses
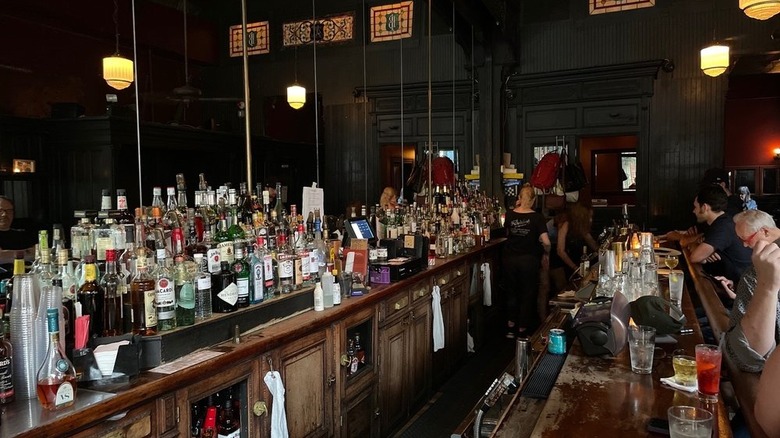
top-left (665, 255), bottom-right (679, 270)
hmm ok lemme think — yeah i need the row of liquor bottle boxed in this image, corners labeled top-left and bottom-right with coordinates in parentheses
top-left (190, 383), bottom-right (242, 438)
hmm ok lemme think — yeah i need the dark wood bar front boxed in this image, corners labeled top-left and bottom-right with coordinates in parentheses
top-left (0, 241), bottom-right (503, 438)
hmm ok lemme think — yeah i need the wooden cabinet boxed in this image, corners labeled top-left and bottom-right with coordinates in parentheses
top-left (71, 399), bottom-right (161, 438)
top-left (336, 306), bottom-right (379, 437)
top-left (432, 266), bottom-right (469, 389)
top-left (264, 327), bottom-right (335, 438)
top-left (378, 279), bottom-right (431, 437)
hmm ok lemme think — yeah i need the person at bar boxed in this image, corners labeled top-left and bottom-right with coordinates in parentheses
top-left (737, 186), bottom-right (757, 211)
top-left (721, 210), bottom-right (780, 373)
top-left (501, 185), bottom-right (550, 338)
top-left (0, 196), bottom-right (36, 272)
top-left (549, 203), bottom-right (598, 289)
top-left (379, 187), bottom-right (398, 210)
top-left (751, 240), bottom-right (780, 437)
top-left (687, 185), bottom-right (752, 288)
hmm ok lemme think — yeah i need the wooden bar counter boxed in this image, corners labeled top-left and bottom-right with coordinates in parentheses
top-left (0, 239), bottom-right (504, 438)
top-left (494, 272), bottom-right (732, 437)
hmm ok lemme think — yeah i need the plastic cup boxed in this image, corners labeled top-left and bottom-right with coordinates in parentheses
top-left (628, 325), bottom-right (656, 374)
top-left (667, 406), bottom-right (713, 438)
top-left (695, 344), bottom-right (722, 401)
top-left (669, 270), bottom-right (684, 308)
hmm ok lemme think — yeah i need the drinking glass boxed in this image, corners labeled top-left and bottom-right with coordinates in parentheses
top-left (667, 406), bottom-right (713, 438)
top-left (672, 350), bottom-right (697, 387)
top-left (10, 274), bottom-right (39, 399)
top-left (669, 270), bottom-right (684, 308)
top-left (628, 325), bottom-right (656, 374)
top-left (695, 344), bottom-right (722, 401)
top-left (665, 255), bottom-right (679, 270)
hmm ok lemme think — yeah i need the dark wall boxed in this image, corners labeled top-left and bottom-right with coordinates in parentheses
top-left (725, 75), bottom-right (780, 167)
top-left (512, 0), bottom-right (777, 229)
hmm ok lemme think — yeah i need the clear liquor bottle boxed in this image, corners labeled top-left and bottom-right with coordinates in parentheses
top-left (174, 259), bottom-right (195, 327)
top-left (193, 254), bottom-right (212, 320)
top-left (276, 234), bottom-right (294, 294)
top-left (249, 238), bottom-right (265, 304)
top-left (154, 249), bottom-right (176, 331)
top-left (36, 308), bottom-right (77, 410)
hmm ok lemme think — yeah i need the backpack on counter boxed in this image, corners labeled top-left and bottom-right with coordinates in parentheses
top-left (530, 152), bottom-right (561, 190)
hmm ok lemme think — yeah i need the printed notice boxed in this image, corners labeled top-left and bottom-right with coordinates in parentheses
top-left (150, 350), bottom-right (225, 375)
top-left (302, 184), bottom-right (324, 222)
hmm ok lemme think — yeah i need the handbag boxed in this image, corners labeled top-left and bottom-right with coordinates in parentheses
top-left (545, 194), bottom-right (565, 210)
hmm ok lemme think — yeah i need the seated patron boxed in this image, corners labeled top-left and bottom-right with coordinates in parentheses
top-left (722, 210), bottom-right (780, 373)
top-left (752, 242), bottom-right (780, 437)
top-left (688, 186), bottom-right (752, 286)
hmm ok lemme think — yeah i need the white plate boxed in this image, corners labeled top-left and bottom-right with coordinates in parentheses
top-left (654, 248), bottom-right (681, 256)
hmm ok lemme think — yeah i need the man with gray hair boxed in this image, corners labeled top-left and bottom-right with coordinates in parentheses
top-left (722, 209), bottom-right (780, 373)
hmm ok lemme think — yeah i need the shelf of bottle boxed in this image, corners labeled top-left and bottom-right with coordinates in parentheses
top-left (139, 285), bottom-right (315, 368)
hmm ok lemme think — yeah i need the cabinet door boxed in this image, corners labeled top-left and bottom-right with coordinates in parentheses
top-left (341, 382), bottom-right (379, 438)
top-left (378, 314), bottom-right (410, 437)
top-left (276, 327), bottom-right (335, 438)
top-left (409, 299), bottom-right (431, 410)
top-left (449, 277), bottom-right (468, 367)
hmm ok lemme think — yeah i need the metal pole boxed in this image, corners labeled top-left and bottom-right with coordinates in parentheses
top-left (427, 0), bottom-right (432, 207)
top-left (131, 0), bottom-right (143, 206)
top-left (240, 0), bottom-right (253, 192)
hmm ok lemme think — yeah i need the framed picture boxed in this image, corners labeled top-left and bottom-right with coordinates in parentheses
top-left (13, 159), bottom-right (36, 173)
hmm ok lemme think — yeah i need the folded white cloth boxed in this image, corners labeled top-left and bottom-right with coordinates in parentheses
top-left (432, 286), bottom-right (445, 352)
top-left (660, 376), bottom-right (697, 393)
top-left (481, 262), bottom-right (492, 306)
top-left (264, 371), bottom-right (289, 438)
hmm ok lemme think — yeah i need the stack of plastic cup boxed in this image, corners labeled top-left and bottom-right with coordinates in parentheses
top-left (10, 274), bottom-right (41, 400)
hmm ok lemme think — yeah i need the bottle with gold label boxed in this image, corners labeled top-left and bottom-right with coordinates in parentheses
top-left (130, 251), bottom-right (157, 335)
top-left (77, 255), bottom-right (104, 340)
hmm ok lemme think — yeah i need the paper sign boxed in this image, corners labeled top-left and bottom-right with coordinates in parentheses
top-left (302, 184), bottom-right (324, 221)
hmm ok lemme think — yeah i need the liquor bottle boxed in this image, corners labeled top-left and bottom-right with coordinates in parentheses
top-left (215, 216), bottom-right (234, 264)
top-left (193, 254), bottom-right (212, 320)
top-left (273, 182), bottom-right (284, 220)
top-left (130, 252), bottom-right (157, 336)
top-left (55, 249), bottom-right (77, 355)
top-left (332, 269), bottom-right (341, 306)
top-left (201, 406), bottom-right (218, 438)
top-left (36, 308), bottom-right (77, 410)
top-left (227, 207), bottom-right (245, 243)
top-left (99, 189), bottom-right (113, 219)
top-left (212, 261), bottom-right (237, 313)
top-left (176, 173), bottom-right (189, 216)
top-left (321, 270), bottom-right (334, 308)
top-left (261, 237), bottom-right (276, 299)
top-left (0, 313), bottom-right (14, 404)
top-left (580, 245), bottom-right (590, 279)
top-left (51, 225), bottom-right (66, 255)
top-left (77, 255), bottom-right (104, 340)
top-left (174, 259), bottom-right (195, 327)
top-left (154, 249), bottom-right (176, 331)
top-left (313, 282), bottom-right (324, 311)
top-left (354, 333), bottom-right (366, 364)
top-left (276, 234), bottom-right (294, 294)
top-left (203, 230), bottom-right (222, 275)
top-left (249, 238), bottom-right (265, 305)
top-left (232, 245), bottom-right (250, 308)
top-left (217, 399), bottom-right (239, 438)
top-left (116, 189), bottom-right (135, 225)
top-left (100, 249), bottom-right (123, 336)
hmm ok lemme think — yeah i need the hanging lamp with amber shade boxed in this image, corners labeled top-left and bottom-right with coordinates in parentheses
top-left (700, 44), bottom-right (730, 77)
top-left (103, 0), bottom-right (134, 90)
top-left (740, 0), bottom-right (780, 20)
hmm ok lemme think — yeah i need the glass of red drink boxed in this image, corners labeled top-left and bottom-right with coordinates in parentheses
top-left (695, 344), bottom-right (721, 401)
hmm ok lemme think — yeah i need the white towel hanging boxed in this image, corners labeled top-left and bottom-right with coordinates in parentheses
top-left (470, 262), bottom-right (479, 296)
top-left (432, 285), bottom-right (445, 352)
top-left (264, 371), bottom-right (289, 438)
top-left (482, 262), bottom-right (492, 306)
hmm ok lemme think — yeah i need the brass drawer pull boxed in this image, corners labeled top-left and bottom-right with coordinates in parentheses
top-left (394, 296), bottom-right (409, 310)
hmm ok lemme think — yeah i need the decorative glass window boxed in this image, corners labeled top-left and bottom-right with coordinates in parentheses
top-left (283, 13), bottom-right (354, 47)
top-left (370, 1), bottom-right (414, 42)
top-left (229, 21), bottom-right (270, 57)
top-left (589, 0), bottom-right (655, 15)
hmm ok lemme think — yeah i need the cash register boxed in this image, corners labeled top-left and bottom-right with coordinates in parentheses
top-left (369, 234), bottom-right (429, 284)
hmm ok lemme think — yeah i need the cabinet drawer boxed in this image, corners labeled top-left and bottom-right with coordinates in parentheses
top-left (72, 401), bottom-right (156, 438)
top-left (582, 104), bottom-right (638, 128)
top-left (410, 279), bottom-right (431, 303)
top-left (432, 265), bottom-right (466, 288)
top-left (379, 290), bottom-right (411, 324)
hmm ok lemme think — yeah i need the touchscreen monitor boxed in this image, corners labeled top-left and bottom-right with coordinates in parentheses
top-left (346, 218), bottom-right (375, 240)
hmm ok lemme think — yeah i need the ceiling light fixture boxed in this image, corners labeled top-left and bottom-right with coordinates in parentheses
top-left (740, 0), bottom-right (780, 20)
top-left (700, 44), bottom-right (730, 77)
top-left (287, 46), bottom-right (306, 109)
top-left (103, 0), bottom-right (134, 90)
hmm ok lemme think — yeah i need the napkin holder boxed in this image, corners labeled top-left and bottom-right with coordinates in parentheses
top-left (93, 333), bottom-right (142, 377)
top-left (572, 291), bottom-right (630, 357)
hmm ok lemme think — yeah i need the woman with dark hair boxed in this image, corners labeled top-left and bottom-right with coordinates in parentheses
top-left (550, 203), bottom-right (599, 286)
top-left (501, 185), bottom-right (551, 338)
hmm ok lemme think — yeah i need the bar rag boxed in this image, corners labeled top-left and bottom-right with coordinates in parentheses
top-left (432, 285), bottom-right (445, 352)
top-left (470, 262), bottom-right (480, 296)
top-left (264, 371), bottom-right (289, 438)
top-left (481, 262), bottom-right (492, 306)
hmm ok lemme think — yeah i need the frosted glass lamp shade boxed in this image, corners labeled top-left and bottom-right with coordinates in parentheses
top-left (103, 56), bottom-right (134, 90)
top-left (700, 45), bottom-right (729, 77)
top-left (287, 84), bottom-right (306, 109)
top-left (740, 0), bottom-right (780, 20)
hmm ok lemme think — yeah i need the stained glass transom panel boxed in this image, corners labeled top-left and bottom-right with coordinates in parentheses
top-left (229, 21), bottom-right (270, 57)
top-left (283, 13), bottom-right (354, 47)
top-left (589, 0), bottom-right (655, 15)
top-left (370, 1), bottom-right (413, 42)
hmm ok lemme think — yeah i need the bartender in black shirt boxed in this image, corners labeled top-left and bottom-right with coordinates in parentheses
top-left (0, 196), bottom-right (35, 274)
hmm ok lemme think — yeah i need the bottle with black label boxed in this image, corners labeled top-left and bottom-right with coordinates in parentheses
top-left (212, 261), bottom-right (237, 313)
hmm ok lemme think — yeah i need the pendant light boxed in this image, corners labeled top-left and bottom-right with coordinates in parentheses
top-left (740, 0), bottom-right (780, 20)
top-left (287, 46), bottom-right (306, 109)
top-left (103, 0), bottom-right (134, 90)
top-left (700, 44), bottom-right (730, 77)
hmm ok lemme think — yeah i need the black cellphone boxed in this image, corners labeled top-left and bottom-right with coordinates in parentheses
top-left (647, 417), bottom-right (670, 435)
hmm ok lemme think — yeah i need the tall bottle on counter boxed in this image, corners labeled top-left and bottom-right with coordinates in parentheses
top-left (130, 251), bottom-right (157, 336)
top-left (0, 312), bottom-right (14, 404)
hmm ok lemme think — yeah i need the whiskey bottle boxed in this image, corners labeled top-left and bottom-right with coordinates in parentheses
top-left (36, 308), bottom-right (77, 410)
top-left (130, 253), bottom-right (157, 336)
top-left (77, 255), bottom-right (104, 340)
top-left (100, 249), bottom-right (123, 336)
top-left (212, 261), bottom-right (237, 313)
